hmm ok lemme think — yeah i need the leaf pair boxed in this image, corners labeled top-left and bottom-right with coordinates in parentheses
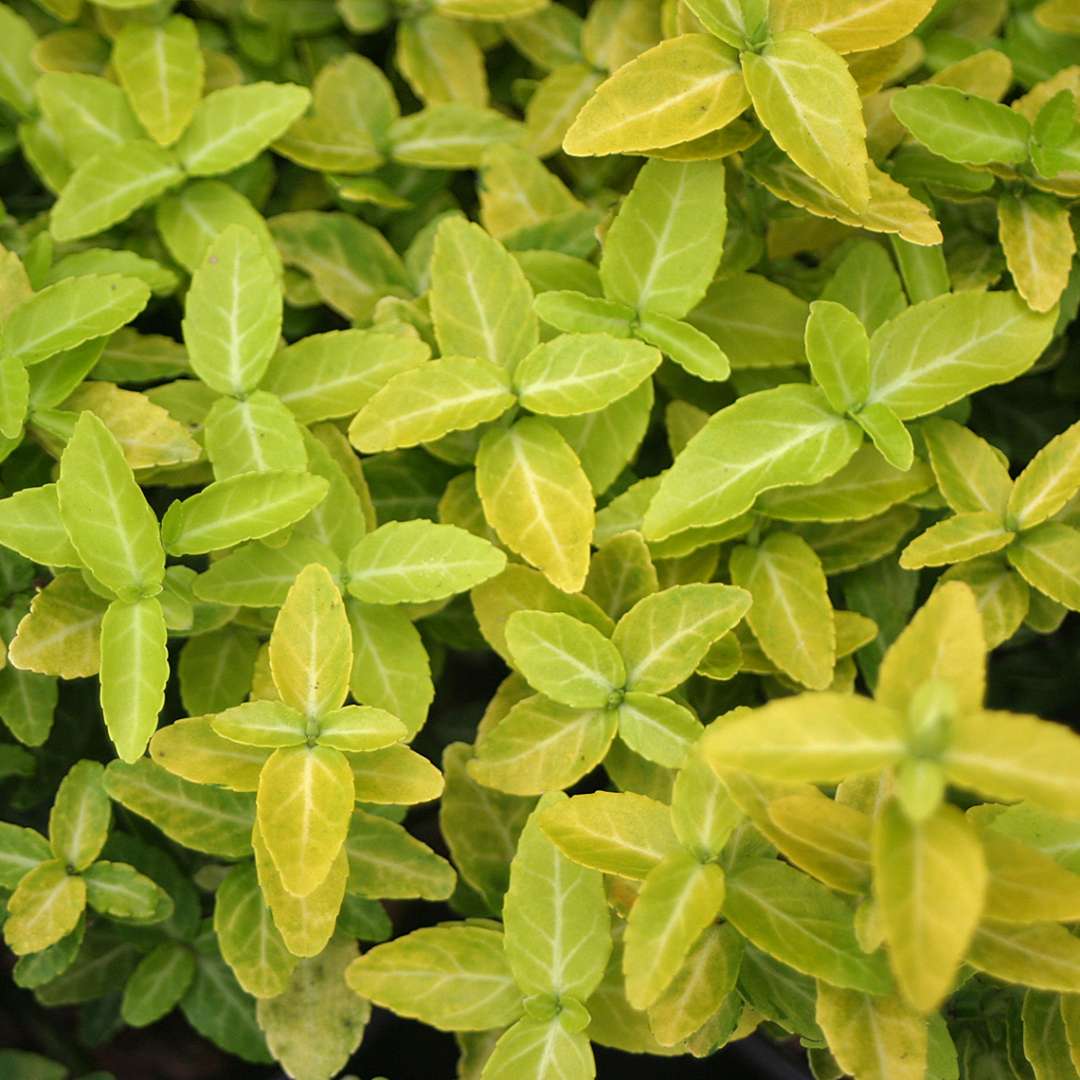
top-left (469, 583), bottom-right (750, 792)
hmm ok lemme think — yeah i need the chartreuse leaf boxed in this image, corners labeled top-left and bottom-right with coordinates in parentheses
top-left (644, 385), bottom-right (862, 539)
top-left (998, 193), bottom-right (1076, 314)
top-left (212, 702), bottom-right (307, 749)
top-left (429, 217), bottom-right (538, 370)
top-left (815, 983), bottom-right (928, 1080)
top-left (113, 16), bottom-right (204, 146)
top-left (538, 791), bottom-right (679, 880)
top-left (979, 828), bottom-right (1080, 924)
top-left (671, 748), bottom-right (742, 862)
top-left (563, 35), bottom-right (748, 156)
top-left (635, 311), bottom-right (730, 383)
top-left (892, 86), bottom-right (1031, 166)
top-left (804, 300), bottom-right (870, 415)
top-left (922, 419), bottom-right (1012, 516)
top-left (873, 800), bottom-right (986, 1012)
top-left (5, 275), bottom-right (150, 367)
top-left (346, 744), bottom-right (444, 805)
top-left (725, 859), bottom-right (891, 993)
top-left (3, 859), bottom-right (85, 955)
top-left (161, 470), bottom-right (328, 556)
top-left (203, 393), bottom-right (306, 480)
top-left (742, 31), bottom-right (869, 211)
top-left (867, 291), bottom-right (1056, 421)
top-left (344, 808), bottom-right (454, 901)
top-left (624, 850), bottom-right (726, 1010)
top-left (534, 292), bottom-right (634, 338)
top-left (0, 822), bottom-right (52, 888)
top-left (901, 512), bottom-right (1014, 570)
top-left (613, 583), bottom-right (750, 694)
top-left (183, 226), bottom-right (282, 397)
top-left (150, 717), bottom-right (268, 791)
top-left (0, 353), bottom-right (27, 438)
top-left (0, 486), bottom-right (80, 567)
top-left (1023, 990), bottom-right (1075, 1080)
top-left (0, 4), bottom-right (37, 117)
top-left (731, 532), bottom-right (835, 691)
top-left (346, 924), bottom-right (523, 1031)
top-left (1008, 524), bottom-right (1080, 611)
top-left (99, 597), bottom-right (169, 763)
top-left (48, 760), bottom-right (109, 872)
top-left (771, 0), bottom-right (936, 54)
top-left (967, 921), bottom-right (1080, 993)
top-left (122, 942), bottom-right (197, 1028)
top-left (177, 82), bottom-right (310, 175)
top-left (477, 417), bottom-right (594, 593)
top-left (514, 334), bottom-right (661, 416)
top-left (616, 694), bottom-right (703, 770)
top-left (83, 860), bottom-right (170, 920)
top-left (347, 520), bottom-right (505, 604)
top-left (482, 1015), bottom-right (593, 1080)
top-left (1008, 420), bottom-right (1080, 532)
top-left (35, 72), bottom-right (141, 165)
top-left (56, 412), bottom-right (164, 598)
top-left (504, 611), bottom-right (625, 709)
top-left (504, 794), bottom-right (610, 1000)
top-left (348, 357), bottom-right (514, 453)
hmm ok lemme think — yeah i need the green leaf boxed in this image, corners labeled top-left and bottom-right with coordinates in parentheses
top-left (182, 225), bottom-right (282, 397)
top-left (345, 924), bottom-right (523, 1031)
top-left (113, 16), bottom-right (204, 146)
top-left (873, 800), bottom-right (986, 1012)
top-left (388, 104), bottom-right (524, 169)
top-left (538, 791), bottom-right (679, 880)
top-left (821, 241), bottom-right (907, 335)
top-left (612, 583), bottom-right (750, 694)
top-left (0, 4), bottom-right (38, 116)
top-left (429, 216), bottom-right (538, 370)
top-left (317, 705), bottom-right (405, 753)
top-left (482, 1016), bottom-right (594, 1079)
top-left (900, 511), bottom-right (1014, 570)
top-left (504, 611), bottom-right (625, 709)
top-left (82, 859), bottom-right (171, 921)
top-left (804, 300), bottom-right (870, 414)
top-left (1023, 990), bottom-right (1076, 1080)
top-left (180, 952), bottom-right (272, 1064)
top-left (6, 275), bottom-right (150, 367)
top-left (703, 693), bottom-right (906, 782)
top-left (891, 85), bottom-right (1031, 166)
top-left (921, 418), bottom-right (1012, 516)
top-left (624, 850), bottom-right (726, 1010)
top-left (725, 859), bottom-right (891, 993)
top-left (0, 822), bottom-right (52, 889)
top-left (671, 750), bottom-right (742, 862)
top-left (256, 745), bottom-right (354, 897)
top-left (866, 291), bottom-right (1057, 421)
top-left (742, 31), bottom-right (869, 211)
top-left (3, 859), bottom-right (85, 956)
top-left (177, 82), bottom-right (311, 175)
top-left (815, 983), bottom-right (928, 1080)
top-left (533, 291), bottom-right (634, 338)
top-left (0, 485), bottom-right (80, 568)
top-left (347, 520), bottom-right (506, 604)
top-left (344, 807), bottom-right (454, 900)
top-left (731, 532), bottom-right (835, 690)
top-left (514, 333), bottom-right (661, 416)
top-left (48, 760), bottom-right (109, 872)
top-left (967, 921), bottom-right (1080, 994)
top-left (615, 693), bottom-right (703, 769)
top-left (50, 141), bottom-right (184, 243)
top-left (121, 941), bottom-right (197, 1028)
top-left (476, 418), bottom-right (594, 593)
top-left (600, 159), bottom-right (727, 320)
top-left (563, 35), bottom-right (748, 156)
top-left (644, 385), bottom-right (862, 539)
top-left (853, 403), bottom-right (914, 472)
top-left (211, 701), bottom-right (306, 749)
top-left (0, 353), bottom-right (27, 439)
top-left (161, 470), bottom-right (329, 556)
top-left (99, 597), bottom-right (169, 763)
top-left (1009, 420), bottom-right (1080, 532)
top-left (1008, 524), bottom-right (1080, 611)
top-left (204, 392), bottom-right (307, 480)
top-left (504, 794), bottom-right (611, 1000)
top-left (634, 311), bottom-right (731, 383)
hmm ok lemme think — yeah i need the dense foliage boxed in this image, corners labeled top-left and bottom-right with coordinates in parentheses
top-left (0, 1), bottom-right (1080, 1079)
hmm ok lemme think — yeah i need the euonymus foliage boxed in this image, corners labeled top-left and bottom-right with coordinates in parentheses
top-left (0, 3), bottom-right (1078, 1080)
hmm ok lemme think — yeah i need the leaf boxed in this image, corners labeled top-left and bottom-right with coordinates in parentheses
top-left (388, 104), bottom-right (524, 169)
top-left (563, 35), bottom-right (748, 156)
top-left (967, 921), bottom-right (1080, 993)
top-left (634, 311), bottom-right (731, 383)
top-left (476, 418), bottom-right (594, 593)
top-left (772, 0), bottom-right (936, 54)
top-left (182, 225), bottom-right (281, 397)
top-left (98, 597), bottom-right (168, 763)
top-left (873, 801), bottom-right (986, 1012)
top-left (504, 795), bottom-right (611, 1000)
top-left (980, 829), bottom-right (1080, 924)
top-left (731, 532), bottom-right (835, 691)
top-left (83, 860), bottom-right (170, 921)
top-left (180, 952), bottom-right (272, 1064)
top-left (211, 701), bottom-right (306, 749)
top-left (804, 300), bottom-right (870, 414)
top-left (998, 192), bottom-right (1076, 314)
top-left (50, 141), bottom-right (184, 243)
top-left (345, 925), bottom-right (523, 1031)
top-left (6, 275), bottom-right (150, 368)
top-left (815, 983), bottom-right (928, 1080)
top-left (113, 16), bottom-right (204, 146)
top-left (0, 353), bottom-right (27, 439)
top-left (256, 745), bottom-right (354, 897)
top-left (1008, 524), bottom-right (1080, 611)
top-left (0, 486), bottom-right (79, 567)
top-left (1023, 990), bottom-right (1076, 1080)
top-left (161, 470), bottom-right (328, 556)
top-left (742, 31), bottom-right (869, 211)
top-left (481, 1017), bottom-right (594, 1079)
top-left (866, 291), bottom-right (1056, 422)
top-left (347, 520), bottom-right (506, 605)
top-left (944, 709), bottom-right (1080, 818)
top-left (150, 716), bottom-right (269, 792)
top-left (104, 759), bottom-right (255, 859)
top-left (3, 860), bottom-right (85, 956)
top-left (345, 745), bottom-right (444, 805)
top-left (538, 791), bottom-right (679, 880)
top-left (703, 693), bottom-right (906, 782)
top-left (900, 512), bottom-right (1014, 570)
top-left (469, 695), bottom-right (616, 795)
top-left (644, 384), bottom-right (862, 539)
top-left (0, 4), bottom-right (38, 116)
top-left (429, 217), bottom-right (538, 370)
top-left (921, 418), bottom-right (1012, 516)
top-left (725, 859), bottom-right (891, 993)
top-left (504, 611), bottom-right (624, 709)
top-left (821, 241), bottom-right (907, 335)
top-left (1009, 421), bottom-right (1080, 532)
top-left (121, 942), bottom-right (197, 1028)
top-left (344, 808), bottom-right (454, 901)
top-left (8, 573), bottom-right (107, 679)
top-left (0, 822), bottom-right (52, 889)
top-left (397, 14), bottom-right (487, 108)
top-left (256, 938), bottom-right (370, 1080)
top-left (48, 760), bottom-right (109, 873)
top-left (891, 86), bottom-right (1031, 166)
top-left (623, 851), bottom-right (726, 1009)
top-left (514, 334), bottom-right (661, 416)
top-left (177, 82), bottom-right (311, 175)
top-left (615, 693), bottom-right (703, 769)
